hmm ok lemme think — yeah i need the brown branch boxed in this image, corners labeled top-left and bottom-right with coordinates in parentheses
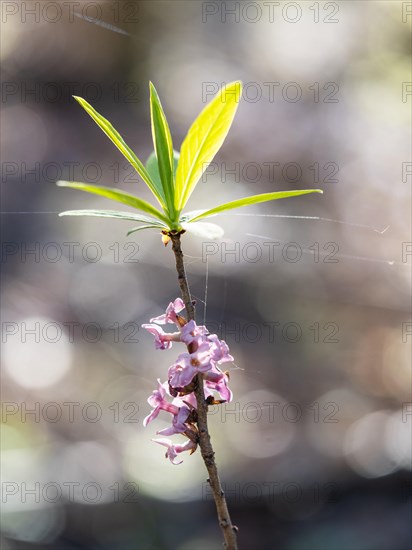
top-left (170, 231), bottom-right (238, 550)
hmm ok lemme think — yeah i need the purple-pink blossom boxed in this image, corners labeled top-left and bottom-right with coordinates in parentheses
top-left (143, 379), bottom-right (179, 427)
top-left (142, 299), bottom-right (234, 464)
top-left (149, 298), bottom-right (185, 326)
top-left (168, 342), bottom-right (213, 388)
top-left (205, 370), bottom-right (233, 403)
top-left (180, 320), bottom-right (209, 347)
top-left (153, 438), bottom-right (197, 465)
top-left (142, 324), bottom-right (180, 350)
top-left (156, 405), bottom-right (191, 436)
top-left (207, 334), bottom-right (234, 363)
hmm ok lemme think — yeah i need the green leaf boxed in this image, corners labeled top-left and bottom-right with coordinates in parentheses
top-left (149, 83), bottom-right (175, 216)
top-left (146, 150), bottom-right (180, 193)
top-left (56, 181), bottom-right (170, 224)
top-left (127, 224), bottom-right (164, 236)
top-left (180, 209), bottom-right (208, 222)
top-left (186, 190), bottom-right (324, 222)
top-left (175, 81), bottom-right (242, 211)
top-left (73, 96), bottom-right (166, 207)
top-left (145, 152), bottom-right (162, 191)
top-left (58, 209), bottom-right (167, 227)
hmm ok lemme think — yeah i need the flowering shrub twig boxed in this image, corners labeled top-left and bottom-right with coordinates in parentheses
top-left (57, 81), bottom-right (323, 550)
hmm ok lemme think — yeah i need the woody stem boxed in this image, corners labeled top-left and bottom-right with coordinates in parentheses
top-left (170, 232), bottom-right (238, 550)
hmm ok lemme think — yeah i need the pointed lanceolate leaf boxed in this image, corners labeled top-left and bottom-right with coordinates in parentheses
top-left (173, 151), bottom-right (179, 177)
top-left (145, 150), bottom-right (180, 194)
top-left (58, 209), bottom-right (167, 227)
top-left (175, 81), bottom-right (242, 211)
top-left (180, 209), bottom-right (208, 222)
top-left (73, 96), bottom-right (166, 207)
top-left (56, 181), bottom-right (170, 224)
top-left (145, 152), bottom-right (162, 191)
top-left (186, 190), bottom-right (324, 222)
top-left (127, 224), bottom-right (165, 236)
top-left (149, 83), bottom-right (175, 215)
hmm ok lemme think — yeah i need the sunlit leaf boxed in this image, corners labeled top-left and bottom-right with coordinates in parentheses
top-left (186, 190), bottom-right (323, 222)
top-left (59, 85), bottom-right (324, 240)
top-left (146, 150), bottom-right (180, 193)
top-left (58, 209), bottom-right (167, 227)
top-left (57, 181), bottom-right (170, 224)
top-left (73, 96), bottom-right (166, 207)
top-left (149, 83), bottom-right (175, 215)
top-left (180, 209), bottom-right (208, 222)
top-left (145, 152), bottom-right (162, 190)
top-left (127, 224), bottom-right (165, 236)
top-left (175, 81), bottom-right (242, 211)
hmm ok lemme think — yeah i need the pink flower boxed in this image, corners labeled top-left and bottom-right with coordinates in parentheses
top-left (168, 343), bottom-right (213, 388)
top-left (150, 298), bottom-right (185, 326)
top-left (153, 438), bottom-right (197, 465)
top-left (168, 363), bottom-right (197, 389)
top-left (142, 323), bottom-right (180, 350)
top-left (143, 301), bottom-right (235, 464)
top-left (180, 320), bottom-right (209, 347)
top-left (207, 334), bottom-right (234, 364)
top-left (205, 371), bottom-right (233, 402)
top-left (143, 379), bottom-right (179, 426)
top-left (156, 405), bottom-right (191, 436)
top-left (180, 392), bottom-right (198, 410)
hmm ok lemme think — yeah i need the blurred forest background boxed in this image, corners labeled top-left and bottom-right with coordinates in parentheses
top-left (1, 1), bottom-right (411, 549)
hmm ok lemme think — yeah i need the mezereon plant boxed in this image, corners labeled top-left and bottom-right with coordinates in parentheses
top-left (57, 81), bottom-right (322, 550)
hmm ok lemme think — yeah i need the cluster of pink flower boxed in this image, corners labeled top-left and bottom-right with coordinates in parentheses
top-left (143, 298), bottom-right (233, 464)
